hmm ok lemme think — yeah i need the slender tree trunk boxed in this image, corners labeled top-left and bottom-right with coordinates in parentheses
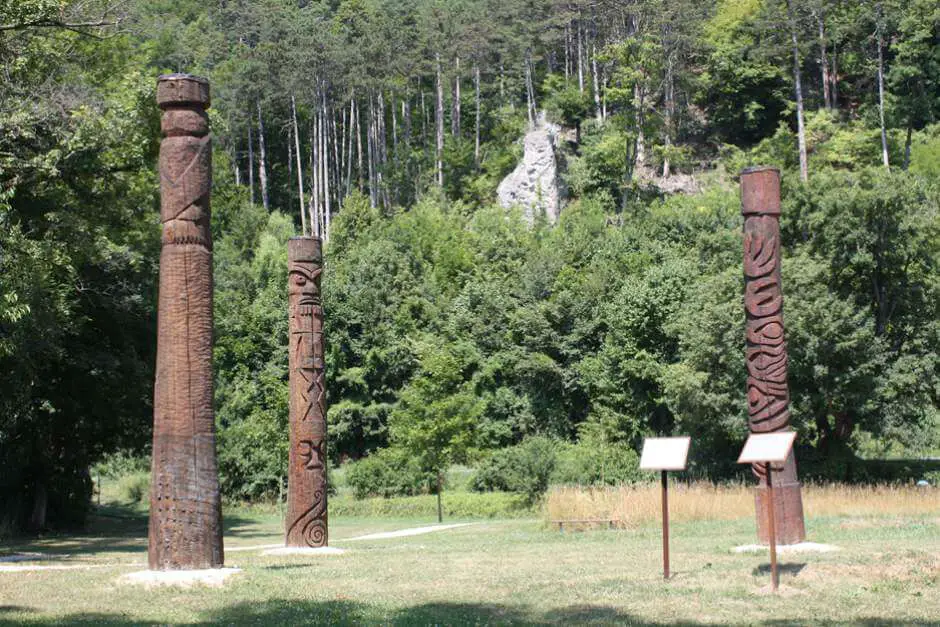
top-left (436, 472), bottom-right (443, 523)
top-left (310, 115), bottom-right (320, 237)
top-left (291, 94), bottom-right (307, 235)
top-left (902, 124), bottom-right (912, 170)
top-left (474, 64), bottom-right (481, 168)
top-left (322, 91), bottom-right (331, 240)
top-left (816, 9), bottom-right (831, 110)
top-left (247, 121), bottom-right (255, 204)
top-left (831, 47), bottom-right (839, 108)
top-left (591, 28), bottom-right (602, 122)
top-left (287, 120), bottom-right (293, 183)
top-left (391, 92), bottom-right (398, 154)
top-left (786, 0), bottom-right (809, 182)
top-left (257, 101), bottom-right (269, 210)
top-left (356, 96), bottom-right (364, 193)
top-left (877, 28), bottom-right (890, 170)
top-left (452, 56), bottom-right (461, 137)
top-left (367, 93), bottom-right (376, 207)
top-left (633, 83), bottom-right (646, 166)
top-left (346, 97), bottom-right (355, 196)
top-left (565, 21), bottom-right (571, 81)
top-left (377, 91), bottom-right (387, 207)
top-left (577, 12), bottom-right (585, 94)
top-left (525, 49), bottom-right (537, 127)
top-left (436, 53), bottom-right (444, 187)
top-left (601, 66), bottom-right (608, 120)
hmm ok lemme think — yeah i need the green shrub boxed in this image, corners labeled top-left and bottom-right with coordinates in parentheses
top-left (117, 472), bottom-right (150, 504)
top-left (551, 440), bottom-right (642, 486)
top-left (92, 451), bottom-right (149, 479)
top-left (329, 491), bottom-right (533, 518)
top-left (471, 436), bottom-right (557, 503)
top-left (344, 448), bottom-right (434, 499)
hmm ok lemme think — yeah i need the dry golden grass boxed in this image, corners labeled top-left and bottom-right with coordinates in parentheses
top-left (545, 482), bottom-right (940, 527)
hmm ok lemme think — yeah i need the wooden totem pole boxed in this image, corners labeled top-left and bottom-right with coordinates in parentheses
top-left (741, 167), bottom-right (806, 545)
top-left (149, 74), bottom-right (224, 570)
top-left (286, 236), bottom-right (328, 547)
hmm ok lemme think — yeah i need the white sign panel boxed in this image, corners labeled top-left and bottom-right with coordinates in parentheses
top-left (640, 436), bottom-right (691, 471)
top-left (737, 431), bottom-right (796, 464)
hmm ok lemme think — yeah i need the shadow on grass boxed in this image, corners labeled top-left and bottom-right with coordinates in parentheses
top-left (3, 502), bottom-right (265, 559)
top-left (1, 598), bottom-right (937, 626)
top-left (752, 562), bottom-right (806, 576)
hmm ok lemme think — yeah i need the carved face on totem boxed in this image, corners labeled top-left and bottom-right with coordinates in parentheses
top-left (288, 258), bottom-right (322, 315)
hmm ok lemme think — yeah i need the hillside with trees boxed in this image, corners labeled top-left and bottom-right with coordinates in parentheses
top-left (1, 0), bottom-right (938, 530)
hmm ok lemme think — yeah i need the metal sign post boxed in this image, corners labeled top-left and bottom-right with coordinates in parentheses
top-left (766, 461), bottom-right (778, 591)
top-left (738, 431), bottom-right (796, 592)
top-left (640, 436), bottom-right (691, 580)
top-left (660, 469), bottom-right (670, 579)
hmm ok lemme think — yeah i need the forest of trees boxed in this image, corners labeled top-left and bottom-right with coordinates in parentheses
top-left (1, 0), bottom-right (938, 530)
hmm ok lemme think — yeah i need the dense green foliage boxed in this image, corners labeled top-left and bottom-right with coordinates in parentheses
top-left (2, 0), bottom-right (938, 529)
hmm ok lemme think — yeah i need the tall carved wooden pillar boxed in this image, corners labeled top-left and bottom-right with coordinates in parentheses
top-left (286, 236), bottom-right (328, 547)
top-left (149, 74), bottom-right (224, 570)
top-left (741, 167), bottom-right (806, 545)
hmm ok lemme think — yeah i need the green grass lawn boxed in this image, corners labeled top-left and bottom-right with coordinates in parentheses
top-left (0, 503), bottom-right (937, 625)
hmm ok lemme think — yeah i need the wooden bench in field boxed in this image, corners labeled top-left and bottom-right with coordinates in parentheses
top-left (550, 519), bottom-right (618, 532)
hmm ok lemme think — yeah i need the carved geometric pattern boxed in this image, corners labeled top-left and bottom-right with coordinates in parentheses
top-left (286, 237), bottom-right (328, 548)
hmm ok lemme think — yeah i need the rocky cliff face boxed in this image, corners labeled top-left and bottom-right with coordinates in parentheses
top-left (496, 114), bottom-right (562, 224)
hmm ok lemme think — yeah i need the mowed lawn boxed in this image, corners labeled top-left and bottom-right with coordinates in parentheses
top-left (1, 503), bottom-right (938, 625)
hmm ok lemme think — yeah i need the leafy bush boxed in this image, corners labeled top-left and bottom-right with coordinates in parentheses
top-left (552, 439), bottom-right (642, 487)
top-left (92, 451), bottom-right (150, 479)
top-left (117, 472), bottom-right (150, 504)
top-left (329, 491), bottom-right (533, 518)
top-left (471, 436), bottom-right (558, 503)
top-left (344, 448), bottom-right (434, 499)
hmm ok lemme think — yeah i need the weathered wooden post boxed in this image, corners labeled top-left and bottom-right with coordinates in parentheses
top-left (740, 167), bottom-right (806, 545)
top-left (286, 236), bottom-right (328, 547)
top-left (149, 74), bottom-right (224, 570)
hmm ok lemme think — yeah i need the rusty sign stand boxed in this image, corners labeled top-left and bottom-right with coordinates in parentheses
top-left (660, 469), bottom-right (670, 579)
top-left (640, 436), bottom-right (691, 580)
top-left (737, 431), bottom-right (796, 592)
top-left (765, 461), bottom-right (778, 591)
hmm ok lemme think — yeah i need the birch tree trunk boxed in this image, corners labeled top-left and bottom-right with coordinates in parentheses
top-left (367, 93), bottom-right (376, 207)
top-left (525, 49), bottom-right (536, 127)
top-left (877, 28), bottom-right (890, 170)
top-left (565, 21), bottom-right (571, 82)
top-left (291, 94), bottom-right (307, 235)
top-left (257, 101), bottom-right (269, 210)
top-left (436, 53), bottom-right (444, 187)
top-left (321, 91), bottom-right (331, 239)
top-left (786, 0), bottom-right (809, 182)
top-left (831, 47), bottom-right (839, 108)
top-left (310, 114), bottom-right (320, 237)
top-left (577, 13), bottom-right (585, 94)
top-left (247, 121), bottom-right (255, 204)
top-left (591, 39), bottom-right (602, 122)
top-left (346, 97), bottom-right (355, 196)
top-left (474, 64), bottom-right (481, 167)
top-left (816, 8), bottom-right (831, 110)
top-left (452, 56), bottom-right (461, 137)
top-left (356, 96), bottom-right (364, 193)
top-left (287, 119), bottom-right (293, 183)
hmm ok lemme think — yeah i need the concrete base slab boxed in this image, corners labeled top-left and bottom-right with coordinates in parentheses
top-left (120, 567), bottom-right (241, 588)
top-left (261, 546), bottom-right (346, 556)
top-left (732, 542), bottom-right (838, 554)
